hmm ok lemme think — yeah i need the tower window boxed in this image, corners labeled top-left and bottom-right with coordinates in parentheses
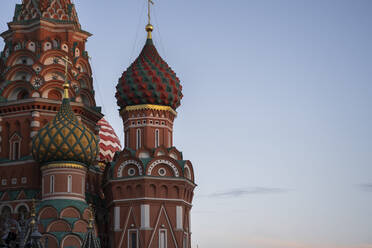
top-left (68, 175), bottom-right (72, 193)
top-left (9, 133), bottom-right (22, 160)
top-left (136, 129), bottom-right (141, 149)
top-left (128, 230), bottom-right (138, 248)
top-left (50, 175), bottom-right (54, 193)
top-left (155, 129), bottom-right (159, 148)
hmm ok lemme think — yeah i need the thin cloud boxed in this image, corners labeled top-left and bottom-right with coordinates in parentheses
top-left (207, 187), bottom-right (289, 198)
top-left (359, 184), bottom-right (372, 192)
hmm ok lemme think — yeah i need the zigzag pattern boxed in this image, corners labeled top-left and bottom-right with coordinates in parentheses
top-left (98, 118), bottom-right (121, 163)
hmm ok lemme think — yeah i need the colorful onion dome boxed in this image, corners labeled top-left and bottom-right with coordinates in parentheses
top-left (116, 26), bottom-right (183, 110)
top-left (98, 117), bottom-right (122, 163)
top-left (32, 97), bottom-right (99, 166)
top-left (14, 0), bottom-right (80, 27)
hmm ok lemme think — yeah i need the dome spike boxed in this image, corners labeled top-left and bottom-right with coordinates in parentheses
top-left (61, 56), bottom-right (72, 99)
top-left (146, 0), bottom-right (154, 39)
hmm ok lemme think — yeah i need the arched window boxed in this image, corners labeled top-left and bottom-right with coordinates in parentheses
top-left (9, 133), bottom-right (22, 160)
top-left (50, 175), bottom-right (54, 193)
top-left (155, 129), bottom-right (159, 148)
top-left (136, 129), bottom-right (141, 150)
top-left (67, 175), bottom-right (72, 193)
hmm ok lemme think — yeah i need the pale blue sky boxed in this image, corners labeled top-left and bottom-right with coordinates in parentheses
top-left (1, 1), bottom-right (372, 247)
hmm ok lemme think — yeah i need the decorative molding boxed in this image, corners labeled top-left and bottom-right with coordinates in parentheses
top-left (124, 104), bottom-right (177, 116)
top-left (147, 159), bottom-right (179, 177)
top-left (117, 160), bottom-right (143, 178)
top-left (40, 163), bottom-right (87, 171)
top-left (110, 198), bottom-right (192, 207)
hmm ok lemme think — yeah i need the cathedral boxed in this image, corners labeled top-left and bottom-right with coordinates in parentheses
top-left (0, 1), bottom-right (196, 247)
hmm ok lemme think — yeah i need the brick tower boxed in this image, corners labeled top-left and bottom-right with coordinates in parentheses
top-left (104, 11), bottom-right (196, 248)
top-left (0, 1), bottom-right (107, 247)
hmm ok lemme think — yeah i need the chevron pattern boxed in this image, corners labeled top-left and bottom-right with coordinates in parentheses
top-left (98, 118), bottom-right (121, 163)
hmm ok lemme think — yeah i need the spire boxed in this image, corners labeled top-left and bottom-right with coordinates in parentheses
top-left (82, 204), bottom-right (101, 248)
top-left (146, 0), bottom-right (154, 39)
top-left (61, 56), bottom-right (72, 99)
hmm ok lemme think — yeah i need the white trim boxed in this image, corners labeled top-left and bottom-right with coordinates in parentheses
top-left (124, 116), bottom-right (173, 125)
top-left (118, 207), bottom-right (133, 247)
top-left (61, 234), bottom-right (82, 248)
top-left (43, 192), bottom-right (84, 197)
top-left (110, 198), bottom-right (192, 207)
top-left (105, 176), bottom-right (196, 187)
top-left (0, 159), bottom-right (34, 167)
top-left (117, 160), bottom-right (143, 177)
top-left (183, 233), bottom-right (188, 248)
top-left (155, 129), bottom-right (160, 148)
top-left (43, 170), bottom-right (86, 176)
top-left (82, 177), bottom-right (85, 195)
top-left (50, 175), bottom-right (54, 193)
top-left (147, 159), bottom-right (180, 177)
top-left (14, 203), bottom-right (30, 213)
top-left (42, 196), bottom-right (86, 202)
top-left (67, 175), bottom-right (72, 193)
top-left (184, 165), bottom-right (192, 180)
top-left (147, 205), bottom-right (178, 248)
top-left (159, 229), bottom-right (167, 248)
top-left (136, 129), bottom-right (141, 149)
top-left (141, 204), bottom-right (150, 229)
top-left (0, 199), bottom-right (33, 205)
top-left (176, 206), bottom-right (183, 230)
top-left (0, 204), bottom-right (13, 214)
top-left (114, 206), bottom-right (120, 231)
top-left (30, 121), bottom-right (40, 127)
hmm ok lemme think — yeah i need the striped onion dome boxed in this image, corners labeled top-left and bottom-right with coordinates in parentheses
top-left (98, 117), bottom-right (121, 163)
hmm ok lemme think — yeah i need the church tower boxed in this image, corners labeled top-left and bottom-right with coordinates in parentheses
top-left (0, 0), bottom-right (102, 200)
top-left (104, 5), bottom-right (196, 248)
top-left (0, 1), bottom-right (111, 247)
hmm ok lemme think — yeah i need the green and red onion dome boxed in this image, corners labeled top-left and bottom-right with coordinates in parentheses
top-left (116, 37), bottom-right (183, 110)
top-left (32, 98), bottom-right (99, 166)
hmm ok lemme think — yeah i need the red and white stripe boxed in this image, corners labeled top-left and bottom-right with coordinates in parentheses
top-left (98, 118), bottom-right (122, 163)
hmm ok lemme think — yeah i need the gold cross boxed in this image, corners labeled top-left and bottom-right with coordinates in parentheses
top-left (148, 0), bottom-right (154, 25)
top-left (60, 56), bottom-right (72, 99)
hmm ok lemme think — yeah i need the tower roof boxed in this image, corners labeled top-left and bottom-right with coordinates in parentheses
top-left (13, 0), bottom-right (81, 28)
top-left (32, 97), bottom-right (99, 166)
top-left (116, 28), bottom-right (183, 110)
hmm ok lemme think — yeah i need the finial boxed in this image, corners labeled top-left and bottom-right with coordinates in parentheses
top-left (30, 199), bottom-right (36, 226)
top-left (146, 0), bottom-right (154, 39)
top-left (61, 56), bottom-right (72, 99)
top-left (88, 204), bottom-right (95, 229)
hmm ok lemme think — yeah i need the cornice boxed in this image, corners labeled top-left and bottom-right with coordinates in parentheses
top-left (40, 162), bottom-right (87, 171)
top-left (123, 104), bottom-right (177, 116)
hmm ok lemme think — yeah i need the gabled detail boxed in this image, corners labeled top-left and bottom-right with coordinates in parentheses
top-left (147, 205), bottom-right (178, 248)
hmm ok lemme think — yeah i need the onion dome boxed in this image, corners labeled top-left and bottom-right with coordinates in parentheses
top-left (98, 117), bottom-right (122, 163)
top-left (32, 81), bottom-right (98, 165)
top-left (116, 25), bottom-right (183, 110)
